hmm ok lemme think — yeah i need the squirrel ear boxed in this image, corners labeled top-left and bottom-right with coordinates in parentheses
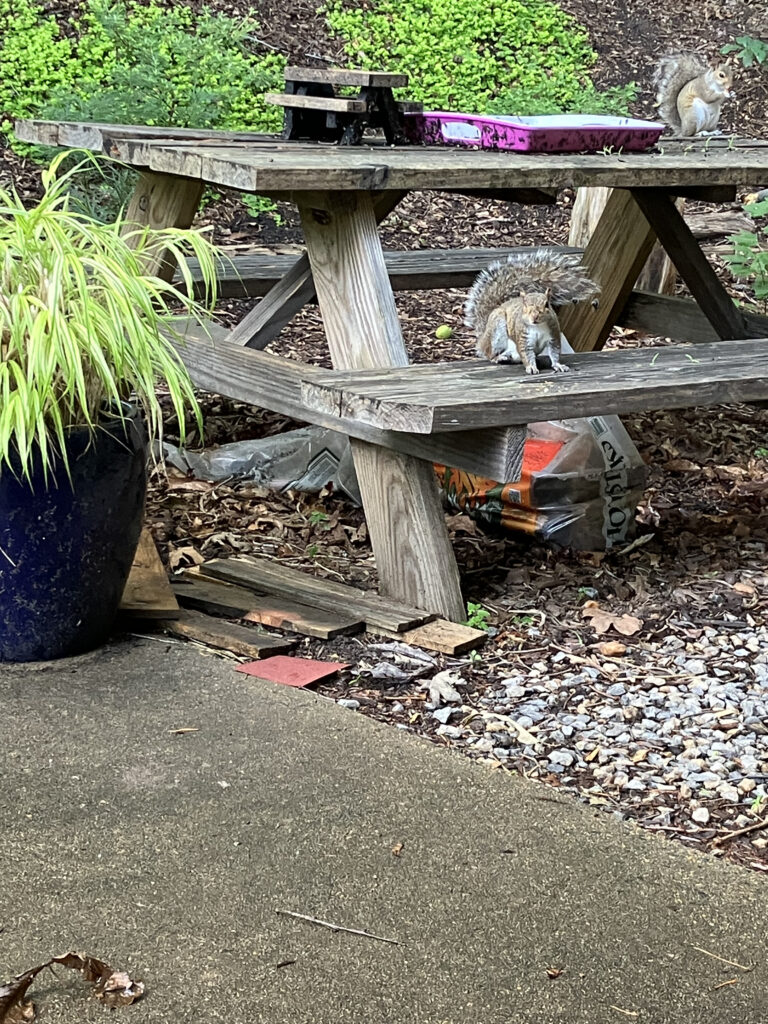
top-left (518, 289), bottom-right (526, 298)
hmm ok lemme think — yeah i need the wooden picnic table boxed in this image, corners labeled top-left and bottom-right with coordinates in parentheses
top-left (16, 119), bottom-right (768, 623)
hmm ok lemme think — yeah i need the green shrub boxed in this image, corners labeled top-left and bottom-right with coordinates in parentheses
top-left (323, 0), bottom-right (616, 115)
top-left (726, 199), bottom-right (768, 303)
top-left (0, 0), bottom-right (286, 219)
top-left (1, 0), bottom-right (285, 139)
top-left (39, 1), bottom-right (285, 133)
top-left (489, 81), bottom-right (638, 117)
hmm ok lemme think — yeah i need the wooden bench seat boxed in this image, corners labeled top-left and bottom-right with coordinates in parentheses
top-left (299, 338), bottom-right (768, 433)
top-left (181, 246), bottom-right (768, 345)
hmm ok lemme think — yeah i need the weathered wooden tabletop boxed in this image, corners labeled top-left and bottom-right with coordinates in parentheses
top-left (15, 120), bottom-right (768, 193)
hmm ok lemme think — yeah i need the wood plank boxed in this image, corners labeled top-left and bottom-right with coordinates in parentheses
top-left (265, 92), bottom-right (368, 114)
top-left (630, 188), bottom-right (748, 340)
top-left (15, 123), bottom-right (768, 192)
top-left (285, 68), bottom-right (409, 88)
top-left (14, 119), bottom-right (275, 151)
top-left (198, 554), bottom-right (436, 633)
top-left (618, 291), bottom-right (768, 343)
top-left (121, 172), bottom-right (204, 280)
top-left (229, 190), bottom-right (406, 349)
top-left (299, 189), bottom-right (465, 620)
top-left (558, 188), bottom-right (658, 352)
top-left (139, 142), bottom-right (768, 194)
top-left (163, 608), bottom-right (296, 657)
top-left (299, 338), bottom-right (768, 432)
top-left (170, 319), bottom-right (525, 482)
top-left (180, 245), bottom-right (583, 299)
top-left (172, 574), bottom-right (365, 638)
top-left (120, 529), bottom-right (180, 619)
top-left (388, 618), bottom-right (488, 655)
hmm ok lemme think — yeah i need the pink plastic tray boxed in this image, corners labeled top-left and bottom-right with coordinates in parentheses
top-left (403, 112), bottom-right (665, 153)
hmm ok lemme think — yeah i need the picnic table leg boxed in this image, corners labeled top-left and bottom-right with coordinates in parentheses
top-left (229, 190), bottom-right (408, 349)
top-left (557, 188), bottom-right (658, 352)
top-left (629, 188), bottom-right (749, 339)
top-left (121, 171), bottom-right (204, 280)
top-left (298, 190), bottom-right (465, 621)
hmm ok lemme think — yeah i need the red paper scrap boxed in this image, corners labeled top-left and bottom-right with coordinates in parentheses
top-left (236, 656), bottom-right (350, 687)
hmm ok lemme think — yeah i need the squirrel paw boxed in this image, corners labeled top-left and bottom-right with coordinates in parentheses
top-left (552, 362), bottom-right (571, 373)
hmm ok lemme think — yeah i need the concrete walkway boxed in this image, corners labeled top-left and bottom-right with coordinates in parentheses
top-left (1, 638), bottom-right (765, 1023)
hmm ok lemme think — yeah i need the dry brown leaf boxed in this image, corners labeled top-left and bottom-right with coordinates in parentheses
top-left (595, 641), bottom-right (627, 657)
top-left (581, 602), bottom-right (642, 637)
top-left (0, 953), bottom-right (144, 1022)
top-left (0, 971), bottom-right (36, 1023)
top-left (732, 582), bottom-right (757, 596)
top-left (391, 842), bottom-right (404, 857)
top-left (546, 967), bottom-right (565, 979)
top-left (168, 727), bottom-right (200, 735)
top-left (166, 479), bottom-right (214, 493)
top-left (664, 459), bottom-right (700, 473)
top-left (169, 546), bottom-right (205, 570)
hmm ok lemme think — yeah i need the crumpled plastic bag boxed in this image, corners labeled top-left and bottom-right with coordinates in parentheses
top-left (160, 426), bottom-right (361, 504)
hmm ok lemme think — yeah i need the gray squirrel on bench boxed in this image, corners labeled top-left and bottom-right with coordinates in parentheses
top-left (465, 249), bottom-right (600, 373)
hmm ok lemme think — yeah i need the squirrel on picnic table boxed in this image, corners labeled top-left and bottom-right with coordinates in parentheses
top-left (464, 249), bottom-right (600, 375)
top-left (653, 52), bottom-right (734, 137)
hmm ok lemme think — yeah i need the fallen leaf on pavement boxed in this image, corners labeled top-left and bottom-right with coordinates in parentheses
top-left (0, 953), bottom-right (144, 1022)
top-left (391, 842), bottom-right (404, 857)
top-left (546, 967), bottom-right (564, 979)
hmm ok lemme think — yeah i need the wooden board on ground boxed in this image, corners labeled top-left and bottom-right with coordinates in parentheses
top-left (300, 337), bottom-right (768, 433)
top-left (172, 574), bottom-right (365, 639)
top-left (387, 619), bottom-right (488, 656)
top-left (163, 608), bottom-right (296, 658)
top-left (198, 554), bottom-right (435, 633)
top-left (120, 529), bottom-right (180, 619)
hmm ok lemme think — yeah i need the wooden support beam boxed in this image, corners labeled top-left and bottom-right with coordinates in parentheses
top-left (618, 291), bottom-right (768, 343)
top-left (629, 188), bottom-right (748, 340)
top-left (229, 190), bottom-right (407, 349)
top-left (558, 188), bottom-right (658, 352)
top-left (172, 320), bottom-right (525, 482)
top-left (121, 171), bottom-right (204, 280)
top-left (298, 190), bottom-right (465, 621)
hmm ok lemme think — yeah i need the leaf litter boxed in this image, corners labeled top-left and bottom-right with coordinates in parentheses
top-left (0, 952), bottom-right (144, 1023)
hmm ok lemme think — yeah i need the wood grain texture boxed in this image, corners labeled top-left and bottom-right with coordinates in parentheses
top-left (75, 140), bottom-right (768, 193)
top-left (630, 188), bottom-right (748, 340)
top-left (618, 292), bottom-right (768, 343)
top-left (170, 320), bottom-right (525, 481)
top-left (285, 68), bottom-right (409, 87)
top-left (299, 190), bottom-right (465, 620)
top-left (119, 529), bottom-right (179, 619)
top-left (16, 123), bottom-right (768, 193)
top-left (173, 574), bottom-right (365, 638)
top-left (390, 618), bottom-right (489, 655)
top-left (121, 172), bottom-right (204, 280)
top-left (228, 191), bottom-right (406, 348)
top-left (558, 188), bottom-right (658, 352)
top-left (265, 92), bottom-right (368, 113)
top-left (163, 608), bottom-right (296, 657)
top-left (179, 244), bottom-right (583, 299)
top-left (300, 338), bottom-right (768, 432)
top-left (198, 555), bottom-right (436, 632)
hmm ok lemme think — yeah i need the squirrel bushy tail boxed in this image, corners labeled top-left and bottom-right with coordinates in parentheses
top-left (465, 249), bottom-right (599, 333)
top-left (653, 52), bottom-right (709, 132)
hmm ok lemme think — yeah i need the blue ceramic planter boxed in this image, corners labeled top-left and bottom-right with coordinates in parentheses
top-left (0, 412), bottom-right (147, 662)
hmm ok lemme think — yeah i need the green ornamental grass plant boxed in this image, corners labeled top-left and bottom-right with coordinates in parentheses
top-left (0, 151), bottom-right (220, 481)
